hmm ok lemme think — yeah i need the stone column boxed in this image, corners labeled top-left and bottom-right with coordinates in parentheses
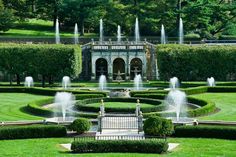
top-left (91, 57), bottom-right (96, 80)
top-left (108, 60), bottom-right (113, 81)
top-left (142, 55), bottom-right (147, 80)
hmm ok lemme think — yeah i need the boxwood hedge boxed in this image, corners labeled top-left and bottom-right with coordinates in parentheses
top-left (173, 125), bottom-right (236, 140)
top-left (71, 140), bottom-right (168, 153)
top-left (0, 125), bottom-right (66, 140)
top-left (157, 44), bottom-right (236, 81)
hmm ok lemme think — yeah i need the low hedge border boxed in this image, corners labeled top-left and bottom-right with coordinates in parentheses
top-left (0, 87), bottom-right (107, 97)
top-left (207, 86), bottom-right (236, 93)
top-left (173, 125), bottom-right (236, 140)
top-left (76, 97), bottom-right (164, 113)
top-left (0, 125), bottom-right (67, 140)
top-left (71, 140), bottom-right (168, 153)
top-left (133, 94), bottom-right (216, 118)
top-left (25, 94), bottom-right (104, 118)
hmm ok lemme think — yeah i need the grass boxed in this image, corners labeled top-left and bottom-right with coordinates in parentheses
top-left (88, 102), bottom-right (154, 109)
top-left (1, 19), bottom-right (97, 38)
top-left (191, 93), bottom-right (236, 121)
top-left (0, 93), bottom-right (51, 121)
top-left (0, 138), bottom-right (235, 156)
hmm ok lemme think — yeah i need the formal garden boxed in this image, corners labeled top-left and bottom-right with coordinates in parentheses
top-left (0, 0), bottom-right (236, 157)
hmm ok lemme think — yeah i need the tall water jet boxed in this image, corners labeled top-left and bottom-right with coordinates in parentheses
top-left (135, 18), bottom-right (140, 43)
top-left (207, 77), bottom-right (216, 87)
top-left (62, 76), bottom-right (71, 89)
top-left (170, 77), bottom-right (179, 89)
top-left (55, 19), bottom-right (60, 44)
top-left (99, 75), bottom-right (107, 91)
top-left (117, 25), bottom-right (121, 43)
top-left (179, 18), bottom-right (184, 44)
top-left (134, 74), bottom-right (143, 90)
top-left (165, 89), bottom-right (187, 122)
top-left (54, 92), bottom-right (75, 122)
top-left (24, 76), bottom-right (34, 87)
top-left (99, 19), bottom-right (103, 43)
top-left (74, 23), bottom-right (79, 44)
top-left (161, 24), bottom-right (166, 44)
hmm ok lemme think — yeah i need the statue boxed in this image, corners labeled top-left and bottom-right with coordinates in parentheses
top-left (114, 70), bottom-right (125, 81)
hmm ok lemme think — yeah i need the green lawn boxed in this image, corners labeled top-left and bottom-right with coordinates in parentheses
top-left (191, 93), bottom-right (236, 121)
top-left (0, 138), bottom-right (235, 157)
top-left (88, 102), bottom-right (154, 109)
top-left (0, 93), bottom-right (51, 121)
top-left (1, 19), bottom-right (96, 38)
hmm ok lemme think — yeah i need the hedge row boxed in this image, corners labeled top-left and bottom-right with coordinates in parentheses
top-left (0, 44), bottom-right (81, 84)
top-left (0, 87), bottom-right (107, 97)
top-left (157, 44), bottom-right (236, 81)
top-left (0, 125), bottom-right (67, 140)
top-left (71, 140), bottom-right (168, 153)
top-left (133, 94), bottom-right (216, 118)
top-left (76, 97), bottom-right (164, 113)
top-left (26, 94), bottom-right (105, 117)
top-left (207, 86), bottom-right (236, 93)
top-left (173, 125), bottom-right (236, 140)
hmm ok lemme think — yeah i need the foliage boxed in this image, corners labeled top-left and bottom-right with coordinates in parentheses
top-left (70, 118), bottom-right (91, 134)
top-left (0, 0), bottom-right (15, 32)
top-left (174, 125), bottom-right (236, 140)
top-left (143, 116), bottom-right (174, 137)
top-left (71, 139), bottom-right (168, 153)
top-left (76, 98), bottom-right (164, 113)
top-left (157, 45), bottom-right (236, 81)
top-left (0, 44), bottom-right (81, 85)
top-left (0, 125), bottom-right (66, 140)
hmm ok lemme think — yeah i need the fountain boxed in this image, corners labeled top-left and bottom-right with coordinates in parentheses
top-left (62, 76), bottom-right (71, 89)
top-left (161, 24), bottom-right (166, 44)
top-left (170, 77), bottom-right (179, 89)
top-left (55, 18), bottom-right (60, 44)
top-left (134, 74), bottom-right (143, 90)
top-left (207, 77), bottom-right (216, 87)
top-left (165, 89), bottom-right (187, 122)
top-left (135, 18), bottom-right (140, 43)
top-left (24, 76), bottom-right (34, 87)
top-left (117, 25), bottom-right (121, 43)
top-left (99, 19), bottom-right (103, 43)
top-left (99, 75), bottom-right (107, 91)
top-left (54, 92), bottom-right (75, 122)
top-left (74, 23), bottom-right (79, 44)
top-left (179, 18), bottom-right (184, 44)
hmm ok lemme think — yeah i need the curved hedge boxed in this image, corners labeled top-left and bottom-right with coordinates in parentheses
top-left (0, 125), bottom-right (66, 140)
top-left (207, 86), bottom-right (236, 93)
top-left (173, 125), bottom-right (236, 140)
top-left (25, 94), bottom-right (105, 118)
top-left (133, 93), bottom-right (216, 118)
top-left (76, 97), bottom-right (164, 113)
top-left (71, 140), bottom-right (168, 153)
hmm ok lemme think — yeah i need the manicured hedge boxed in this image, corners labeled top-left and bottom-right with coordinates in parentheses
top-left (173, 125), bottom-right (236, 140)
top-left (70, 118), bottom-right (91, 134)
top-left (76, 97), bottom-right (164, 113)
top-left (207, 86), bottom-right (236, 93)
top-left (133, 93), bottom-right (216, 118)
top-left (157, 44), bottom-right (236, 81)
top-left (0, 87), bottom-right (107, 97)
top-left (71, 140), bottom-right (168, 153)
top-left (0, 44), bottom-right (81, 84)
top-left (0, 125), bottom-right (67, 140)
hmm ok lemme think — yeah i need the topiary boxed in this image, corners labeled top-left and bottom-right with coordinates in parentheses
top-left (143, 116), bottom-right (174, 137)
top-left (70, 118), bottom-right (91, 134)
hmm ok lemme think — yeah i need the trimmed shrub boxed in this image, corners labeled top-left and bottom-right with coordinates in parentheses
top-left (70, 118), bottom-right (91, 134)
top-left (0, 125), bottom-right (66, 140)
top-left (173, 125), bottom-right (236, 140)
top-left (144, 116), bottom-right (174, 137)
top-left (76, 97), bottom-right (163, 113)
top-left (71, 140), bottom-right (168, 153)
top-left (207, 86), bottom-right (236, 93)
top-left (157, 44), bottom-right (236, 81)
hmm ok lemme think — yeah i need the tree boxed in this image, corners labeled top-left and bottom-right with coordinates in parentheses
top-left (0, 0), bottom-right (15, 32)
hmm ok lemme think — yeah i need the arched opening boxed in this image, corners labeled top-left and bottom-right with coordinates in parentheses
top-left (113, 58), bottom-right (125, 80)
top-left (130, 58), bottom-right (142, 80)
top-left (96, 58), bottom-right (108, 80)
